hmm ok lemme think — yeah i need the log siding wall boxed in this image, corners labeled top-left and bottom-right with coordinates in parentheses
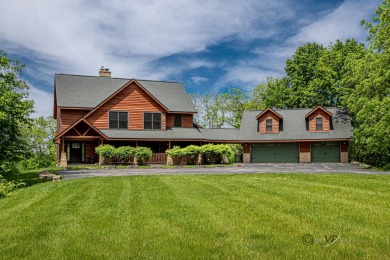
top-left (87, 82), bottom-right (166, 130)
top-left (259, 111), bottom-right (279, 134)
top-left (309, 110), bottom-right (330, 132)
top-left (166, 114), bottom-right (193, 128)
top-left (61, 109), bottom-right (88, 131)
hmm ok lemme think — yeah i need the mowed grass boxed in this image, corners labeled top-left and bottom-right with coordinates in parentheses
top-left (1, 174), bottom-right (389, 259)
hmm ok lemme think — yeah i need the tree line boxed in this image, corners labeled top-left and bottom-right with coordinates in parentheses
top-left (0, 0), bottom-right (389, 171)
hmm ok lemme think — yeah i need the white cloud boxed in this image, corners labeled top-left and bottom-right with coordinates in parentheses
top-left (191, 76), bottom-right (208, 84)
top-left (217, 0), bottom-right (379, 90)
top-left (28, 84), bottom-right (53, 118)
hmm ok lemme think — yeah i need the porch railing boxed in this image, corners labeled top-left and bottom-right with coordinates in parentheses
top-left (148, 153), bottom-right (167, 164)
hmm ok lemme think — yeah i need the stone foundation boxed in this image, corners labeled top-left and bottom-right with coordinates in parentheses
top-left (340, 151), bottom-right (348, 163)
top-left (299, 152), bottom-right (311, 163)
top-left (243, 153), bottom-right (251, 163)
top-left (59, 152), bottom-right (67, 167)
top-left (166, 155), bottom-right (173, 165)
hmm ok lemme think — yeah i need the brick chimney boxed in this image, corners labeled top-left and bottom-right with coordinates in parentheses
top-left (99, 66), bottom-right (111, 77)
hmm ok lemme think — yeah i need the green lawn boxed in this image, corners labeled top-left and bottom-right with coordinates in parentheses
top-left (1, 173), bottom-right (389, 259)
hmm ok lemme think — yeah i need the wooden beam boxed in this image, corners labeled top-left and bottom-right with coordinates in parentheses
top-left (82, 128), bottom-right (91, 136)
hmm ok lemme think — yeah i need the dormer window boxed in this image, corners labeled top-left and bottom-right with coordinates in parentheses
top-left (316, 117), bottom-right (323, 131)
top-left (266, 119), bottom-right (273, 132)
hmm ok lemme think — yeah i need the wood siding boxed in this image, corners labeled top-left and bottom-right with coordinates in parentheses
top-left (87, 82), bottom-right (166, 130)
top-left (259, 111), bottom-right (279, 134)
top-left (309, 110), bottom-right (329, 132)
top-left (300, 142), bottom-right (311, 153)
top-left (85, 142), bottom-right (98, 163)
top-left (61, 109), bottom-right (88, 131)
top-left (166, 114), bottom-right (193, 128)
top-left (341, 141), bottom-right (348, 152)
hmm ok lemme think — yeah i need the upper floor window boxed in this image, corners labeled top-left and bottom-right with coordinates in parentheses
top-left (316, 117), bottom-right (323, 131)
top-left (174, 115), bottom-right (182, 127)
top-left (109, 111), bottom-right (128, 129)
top-left (144, 112), bottom-right (161, 130)
top-left (265, 119), bottom-right (273, 132)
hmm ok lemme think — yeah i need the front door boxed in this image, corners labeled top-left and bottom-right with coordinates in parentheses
top-left (69, 143), bottom-right (82, 164)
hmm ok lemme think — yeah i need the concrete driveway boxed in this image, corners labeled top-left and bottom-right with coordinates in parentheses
top-left (59, 163), bottom-right (389, 179)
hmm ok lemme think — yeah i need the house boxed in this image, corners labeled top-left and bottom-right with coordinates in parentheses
top-left (54, 68), bottom-right (353, 166)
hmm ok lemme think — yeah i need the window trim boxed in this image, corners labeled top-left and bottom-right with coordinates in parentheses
top-left (265, 118), bottom-right (273, 132)
top-left (109, 110), bottom-right (129, 130)
top-left (315, 117), bottom-right (324, 131)
top-left (173, 114), bottom-right (182, 128)
top-left (143, 112), bottom-right (162, 130)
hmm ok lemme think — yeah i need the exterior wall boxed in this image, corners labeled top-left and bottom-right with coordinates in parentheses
top-left (340, 141), bottom-right (348, 163)
top-left (259, 111), bottom-right (279, 134)
top-left (85, 142), bottom-right (98, 163)
top-left (166, 114), bottom-right (193, 128)
top-left (242, 143), bottom-right (251, 163)
top-left (299, 142), bottom-right (311, 163)
top-left (61, 109), bottom-right (88, 131)
top-left (308, 110), bottom-right (330, 132)
top-left (87, 82), bottom-right (166, 130)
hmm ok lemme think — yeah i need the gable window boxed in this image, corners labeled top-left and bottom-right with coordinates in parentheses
top-left (144, 112), bottom-right (161, 130)
top-left (265, 119), bottom-right (273, 132)
top-left (109, 111), bottom-right (128, 129)
top-left (316, 117), bottom-right (323, 131)
top-left (174, 115), bottom-right (182, 127)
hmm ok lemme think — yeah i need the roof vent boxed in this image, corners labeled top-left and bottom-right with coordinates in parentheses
top-left (99, 66), bottom-right (111, 77)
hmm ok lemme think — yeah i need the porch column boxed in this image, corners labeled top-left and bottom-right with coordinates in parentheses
top-left (340, 141), bottom-right (348, 163)
top-left (59, 138), bottom-right (67, 167)
top-left (242, 143), bottom-right (251, 163)
top-left (299, 142), bottom-right (311, 163)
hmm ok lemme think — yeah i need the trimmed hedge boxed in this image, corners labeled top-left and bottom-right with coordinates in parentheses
top-left (165, 144), bottom-right (233, 165)
top-left (95, 145), bottom-right (152, 165)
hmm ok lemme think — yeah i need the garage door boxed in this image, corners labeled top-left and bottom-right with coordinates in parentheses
top-left (311, 142), bottom-right (340, 162)
top-left (251, 143), bottom-right (299, 163)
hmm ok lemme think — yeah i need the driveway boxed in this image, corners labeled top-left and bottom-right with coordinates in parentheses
top-left (58, 163), bottom-right (389, 179)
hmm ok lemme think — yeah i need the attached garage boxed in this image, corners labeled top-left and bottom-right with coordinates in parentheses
top-left (311, 142), bottom-right (340, 162)
top-left (251, 143), bottom-right (299, 163)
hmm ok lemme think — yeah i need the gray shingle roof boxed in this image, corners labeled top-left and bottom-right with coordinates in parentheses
top-left (238, 107), bottom-right (353, 141)
top-left (55, 74), bottom-right (197, 112)
top-left (101, 128), bottom-right (204, 140)
top-left (99, 108), bottom-right (352, 141)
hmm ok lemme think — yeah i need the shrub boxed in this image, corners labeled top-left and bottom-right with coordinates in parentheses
top-left (134, 147), bottom-right (152, 166)
top-left (115, 146), bottom-right (135, 164)
top-left (165, 146), bottom-right (185, 165)
top-left (182, 145), bottom-right (200, 165)
top-left (95, 144), bottom-right (116, 165)
top-left (0, 174), bottom-right (25, 198)
top-left (199, 144), bottom-right (233, 164)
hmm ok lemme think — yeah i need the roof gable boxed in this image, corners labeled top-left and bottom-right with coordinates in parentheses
top-left (256, 108), bottom-right (283, 120)
top-left (54, 74), bottom-right (197, 112)
top-left (305, 106), bottom-right (333, 118)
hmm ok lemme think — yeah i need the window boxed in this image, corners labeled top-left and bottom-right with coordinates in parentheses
top-left (316, 117), bottom-right (323, 130)
top-left (174, 115), bottom-right (182, 127)
top-left (109, 111), bottom-right (128, 129)
top-left (265, 119), bottom-right (273, 132)
top-left (144, 112), bottom-right (161, 130)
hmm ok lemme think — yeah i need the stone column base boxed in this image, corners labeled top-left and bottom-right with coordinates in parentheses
top-left (299, 152), bottom-right (311, 163)
top-left (59, 152), bottom-right (67, 167)
top-left (166, 155), bottom-right (173, 165)
top-left (243, 153), bottom-right (251, 163)
top-left (340, 152), bottom-right (348, 163)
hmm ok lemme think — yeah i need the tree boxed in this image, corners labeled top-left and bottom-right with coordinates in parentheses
top-left (20, 116), bottom-right (56, 169)
top-left (344, 0), bottom-right (390, 166)
top-left (250, 77), bottom-right (290, 109)
top-left (0, 50), bottom-right (34, 174)
top-left (285, 42), bottom-right (325, 107)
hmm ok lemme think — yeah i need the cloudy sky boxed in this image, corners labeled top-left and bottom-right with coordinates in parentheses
top-left (0, 0), bottom-right (380, 117)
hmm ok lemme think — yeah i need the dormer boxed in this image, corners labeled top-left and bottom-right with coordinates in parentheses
top-left (256, 108), bottom-right (283, 134)
top-left (305, 106), bottom-right (333, 132)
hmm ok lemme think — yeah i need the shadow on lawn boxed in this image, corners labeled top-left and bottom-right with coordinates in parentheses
top-left (3, 168), bottom-right (62, 187)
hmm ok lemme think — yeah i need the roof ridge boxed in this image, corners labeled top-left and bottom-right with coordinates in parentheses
top-left (55, 74), bottom-right (180, 84)
top-left (136, 79), bottom-right (180, 83)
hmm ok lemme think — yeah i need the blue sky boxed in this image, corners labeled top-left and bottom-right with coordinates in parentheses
top-left (0, 0), bottom-right (380, 117)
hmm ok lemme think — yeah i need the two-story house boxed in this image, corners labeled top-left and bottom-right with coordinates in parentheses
top-left (54, 68), bottom-right (353, 166)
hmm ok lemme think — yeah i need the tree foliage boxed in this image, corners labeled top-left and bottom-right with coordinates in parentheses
top-left (0, 50), bottom-right (34, 174)
top-left (20, 116), bottom-right (56, 169)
